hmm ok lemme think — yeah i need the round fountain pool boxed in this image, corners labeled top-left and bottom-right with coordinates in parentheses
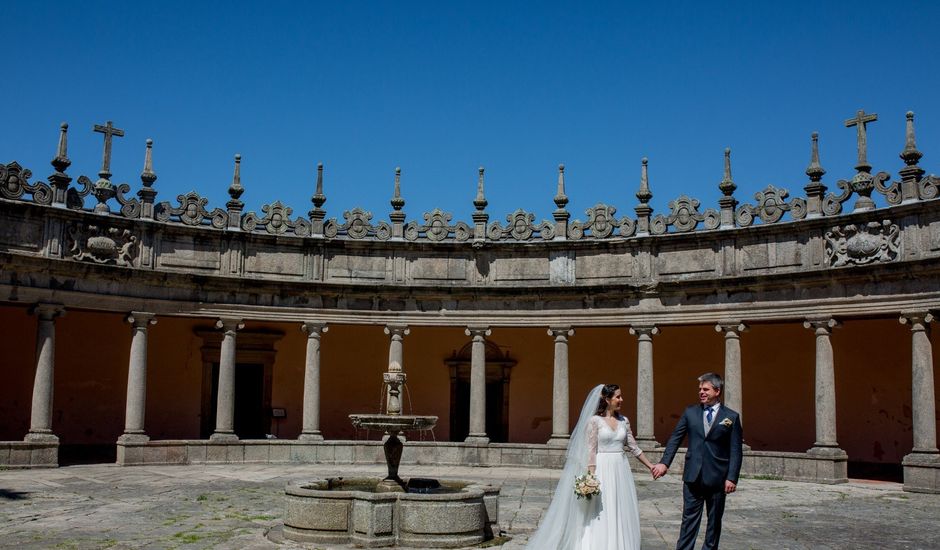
top-left (283, 477), bottom-right (499, 547)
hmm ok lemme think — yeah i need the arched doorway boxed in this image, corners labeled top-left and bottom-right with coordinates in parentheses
top-left (445, 340), bottom-right (516, 442)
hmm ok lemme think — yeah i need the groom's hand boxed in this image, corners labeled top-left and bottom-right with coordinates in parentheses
top-left (724, 480), bottom-right (736, 494)
top-left (651, 463), bottom-right (668, 479)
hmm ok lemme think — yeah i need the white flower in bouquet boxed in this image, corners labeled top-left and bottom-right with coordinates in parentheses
top-left (573, 471), bottom-right (601, 500)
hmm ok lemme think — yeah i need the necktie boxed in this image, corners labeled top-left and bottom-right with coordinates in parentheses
top-left (705, 407), bottom-right (714, 430)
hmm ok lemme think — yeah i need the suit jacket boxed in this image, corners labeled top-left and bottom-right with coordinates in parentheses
top-left (660, 403), bottom-right (743, 489)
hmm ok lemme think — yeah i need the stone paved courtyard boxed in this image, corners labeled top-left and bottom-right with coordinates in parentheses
top-left (1, 463), bottom-right (938, 549)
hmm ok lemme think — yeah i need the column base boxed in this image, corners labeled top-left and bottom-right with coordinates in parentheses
top-left (636, 437), bottom-right (661, 451)
top-left (806, 445), bottom-right (847, 458)
top-left (297, 432), bottom-right (324, 442)
top-left (210, 432), bottom-right (239, 442)
top-left (903, 452), bottom-right (940, 493)
top-left (118, 433), bottom-right (150, 444)
top-left (464, 434), bottom-right (490, 445)
top-left (24, 431), bottom-right (59, 443)
top-left (546, 435), bottom-right (570, 447)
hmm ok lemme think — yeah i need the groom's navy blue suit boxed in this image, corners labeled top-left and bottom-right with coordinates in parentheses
top-left (660, 403), bottom-right (743, 550)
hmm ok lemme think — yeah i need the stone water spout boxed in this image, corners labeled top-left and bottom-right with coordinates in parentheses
top-left (349, 359), bottom-right (437, 492)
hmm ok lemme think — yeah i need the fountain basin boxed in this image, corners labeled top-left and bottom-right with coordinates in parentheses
top-left (349, 414), bottom-right (438, 432)
top-left (284, 477), bottom-right (499, 548)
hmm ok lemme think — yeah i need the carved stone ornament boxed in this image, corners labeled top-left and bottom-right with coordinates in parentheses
top-left (487, 209), bottom-right (554, 241)
top-left (242, 200), bottom-right (311, 236)
top-left (155, 192), bottom-right (227, 228)
top-left (405, 208), bottom-right (471, 242)
top-left (651, 195), bottom-right (719, 234)
top-left (568, 204), bottom-right (635, 239)
top-left (736, 185), bottom-right (807, 226)
top-left (0, 161), bottom-right (52, 205)
top-left (324, 207), bottom-right (391, 240)
top-left (824, 220), bottom-right (900, 267)
top-left (66, 223), bottom-right (138, 267)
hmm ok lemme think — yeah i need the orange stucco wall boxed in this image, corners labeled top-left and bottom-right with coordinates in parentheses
top-left (1, 303), bottom-right (937, 467)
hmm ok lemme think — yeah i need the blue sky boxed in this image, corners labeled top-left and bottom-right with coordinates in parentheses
top-left (3, 1), bottom-right (940, 224)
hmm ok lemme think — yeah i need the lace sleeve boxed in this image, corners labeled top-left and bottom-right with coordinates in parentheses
top-left (622, 416), bottom-right (644, 457)
top-left (587, 416), bottom-right (598, 469)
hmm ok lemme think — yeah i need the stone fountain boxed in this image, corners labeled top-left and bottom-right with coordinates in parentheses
top-left (281, 358), bottom-right (499, 547)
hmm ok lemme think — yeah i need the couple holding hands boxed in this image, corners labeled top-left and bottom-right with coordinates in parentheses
top-left (527, 373), bottom-right (744, 550)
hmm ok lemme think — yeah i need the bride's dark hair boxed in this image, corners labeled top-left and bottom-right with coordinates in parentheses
top-left (594, 384), bottom-right (620, 416)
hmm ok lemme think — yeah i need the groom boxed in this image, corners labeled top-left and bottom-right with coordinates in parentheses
top-left (651, 373), bottom-right (743, 550)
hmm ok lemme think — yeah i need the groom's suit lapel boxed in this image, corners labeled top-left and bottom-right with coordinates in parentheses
top-left (706, 405), bottom-right (728, 440)
top-left (690, 406), bottom-right (706, 440)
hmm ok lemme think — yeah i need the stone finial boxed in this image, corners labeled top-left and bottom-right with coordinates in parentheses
top-left (93, 120), bottom-right (124, 184)
top-left (806, 132), bottom-right (826, 182)
top-left (228, 154), bottom-right (244, 201)
top-left (901, 111), bottom-right (923, 166)
top-left (718, 148), bottom-right (736, 196)
top-left (845, 108), bottom-right (877, 171)
top-left (553, 164), bottom-right (568, 209)
top-left (51, 122), bottom-right (71, 174)
top-left (390, 167), bottom-right (405, 211)
top-left (311, 162), bottom-right (326, 209)
top-left (473, 166), bottom-right (488, 211)
top-left (140, 139), bottom-right (157, 188)
top-left (636, 157), bottom-right (652, 203)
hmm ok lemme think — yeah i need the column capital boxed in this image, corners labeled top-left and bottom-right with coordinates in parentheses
top-left (900, 311), bottom-right (935, 330)
top-left (29, 303), bottom-right (66, 321)
top-left (629, 324), bottom-right (659, 338)
top-left (715, 321), bottom-right (748, 335)
top-left (126, 312), bottom-right (157, 328)
top-left (384, 324), bottom-right (410, 338)
top-left (301, 321), bottom-right (329, 336)
top-left (547, 326), bottom-right (575, 339)
top-left (215, 318), bottom-right (245, 333)
top-left (803, 317), bottom-right (840, 333)
top-left (465, 326), bottom-right (492, 339)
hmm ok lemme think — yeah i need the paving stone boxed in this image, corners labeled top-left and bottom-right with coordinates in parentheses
top-left (0, 464), bottom-right (938, 549)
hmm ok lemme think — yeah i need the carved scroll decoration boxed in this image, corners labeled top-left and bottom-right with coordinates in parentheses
top-left (919, 174), bottom-right (940, 200)
top-left (115, 183), bottom-right (141, 218)
top-left (155, 192), bottom-right (228, 228)
top-left (0, 162), bottom-right (52, 205)
top-left (67, 175), bottom-right (94, 210)
top-left (487, 209), bottom-right (554, 241)
top-left (568, 204), bottom-right (634, 239)
top-left (650, 196), bottom-right (719, 234)
top-left (824, 220), bottom-right (900, 267)
top-left (66, 223), bottom-right (138, 267)
top-left (405, 209), bottom-right (471, 242)
top-left (324, 207), bottom-right (392, 240)
top-left (242, 201), bottom-right (311, 236)
top-left (735, 185), bottom-right (807, 226)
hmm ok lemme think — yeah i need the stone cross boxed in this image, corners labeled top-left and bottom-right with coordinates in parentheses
top-left (844, 109), bottom-right (877, 170)
top-left (93, 120), bottom-right (125, 179)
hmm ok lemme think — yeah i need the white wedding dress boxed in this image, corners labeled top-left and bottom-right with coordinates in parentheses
top-left (579, 415), bottom-right (641, 549)
top-left (525, 385), bottom-right (642, 550)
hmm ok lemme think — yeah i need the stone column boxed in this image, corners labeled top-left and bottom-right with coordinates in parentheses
top-left (211, 318), bottom-right (243, 441)
top-left (717, 321), bottom-right (749, 450)
top-left (465, 326), bottom-right (491, 444)
top-left (900, 313), bottom-right (939, 457)
top-left (25, 304), bottom-right (65, 442)
top-left (547, 326), bottom-right (575, 446)
top-left (119, 312), bottom-right (157, 443)
top-left (803, 318), bottom-right (844, 455)
top-left (299, 322), bottom-right (328, 441)
top-left (629, 324), bottom-right (659, 449)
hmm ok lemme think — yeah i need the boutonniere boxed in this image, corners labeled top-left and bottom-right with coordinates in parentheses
top-left (720, 418), bottom-right (733, 427)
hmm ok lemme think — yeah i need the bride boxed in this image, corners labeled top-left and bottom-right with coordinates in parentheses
top-left (526, 384), bottom-right (655, 549)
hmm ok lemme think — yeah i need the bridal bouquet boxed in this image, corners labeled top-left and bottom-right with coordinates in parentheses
top-left (573, 471), bottom-right (600, 500)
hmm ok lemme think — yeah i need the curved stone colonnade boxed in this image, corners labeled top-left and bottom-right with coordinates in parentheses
top-left (1, 113), bottom-right (939, 493)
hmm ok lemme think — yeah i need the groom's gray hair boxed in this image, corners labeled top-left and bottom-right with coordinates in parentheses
top-left (698, 372), bottom-right (724, 393)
